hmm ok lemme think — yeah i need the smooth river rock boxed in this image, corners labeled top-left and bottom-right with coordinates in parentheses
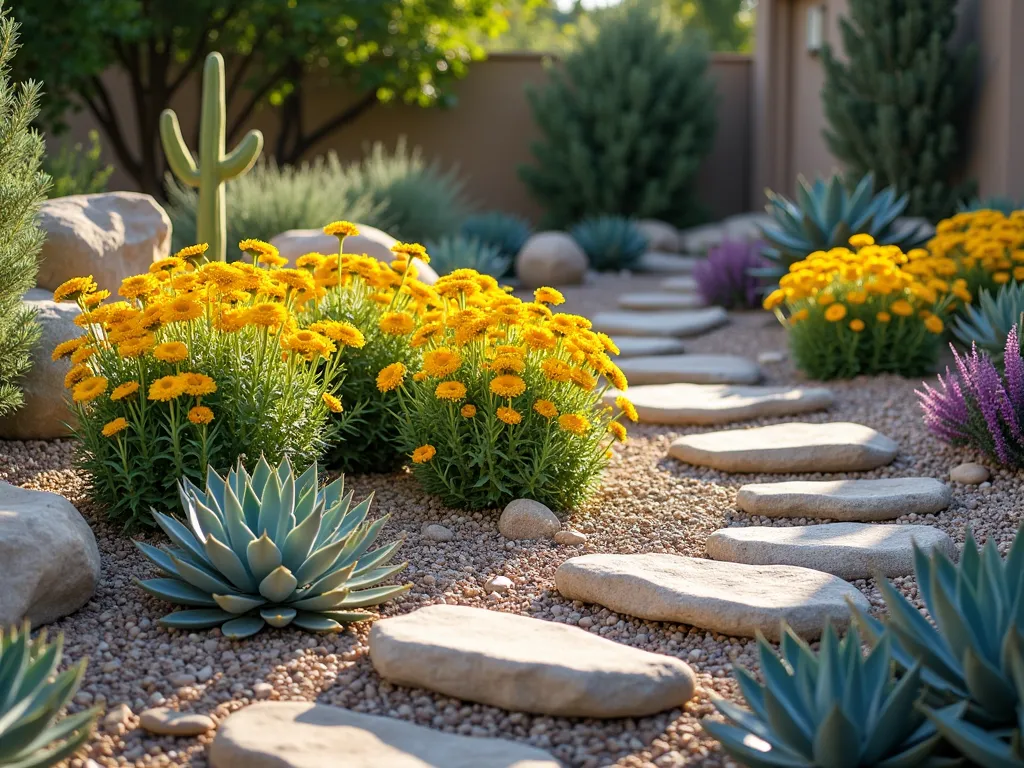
top-left (617, 292), bottom-right (706, 311)
top-left (618, 355), bottom-right (762, 386)
top-left (612, 336), bottom-right (688, 358)
top-left (554, 553), bottom-right (870, 640)
top-left (660, 275), bottom-right (699, 292)
top-left (735, 478), bottom-right (952, 521)
top-left (498, 499), bottom-right (560, 540)
top-left (602, 384), bottom-right (833, 426)
top-left (591, 308), bottom-right (728, 338)
top-left (669, 422), bottom-right (898, 473)
top-left (0, 482), bottom-right (100, 627)
top-left (209, 701), bottom-right (558, 768)
top-left (706, 523), bottom-right (957, 580)
top-left (949, 462), bottom-right (990, 485)
top-left (368, 605), bottom-right (696, 717)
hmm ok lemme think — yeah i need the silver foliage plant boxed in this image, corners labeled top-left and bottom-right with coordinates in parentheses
top-left (135, 456), bottom-right (410, 639)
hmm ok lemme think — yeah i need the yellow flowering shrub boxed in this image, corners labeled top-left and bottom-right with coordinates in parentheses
top-left (295, 223), bottom-right (429, 473)
top-left (378, 274), bottom-right (634, 510)
top-left (763, 235), bottom-right (961, 380)
top-left (928, 209), bottom-right (1024, 296)
top-left (54, 243), bottom-right (349, 529)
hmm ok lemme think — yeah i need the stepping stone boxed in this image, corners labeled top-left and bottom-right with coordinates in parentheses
top-left (669, 422), bottom-right (898, 474)
top-left (591, 307), bottom-right (728, 338)
top-left (637, 251), bottom-right (702, 274)
top-left (555, 553), bottom-right (869, 641)
top-left (602, 384), bottom-right (833, 425)
top-left (368, 604), bottom-right (695, 718)
top-left (736, 478), bottom-right (952, 521)
top-left (661, 275), bottom-right (699, 292)
top-left (209, 701), bottom-right (559, 768)
top-left (613, 336), bottom-right (688, 358)
top-left (617, 292), bottom-right (706, 311)
top-left (618, 355), bottom-right (762, 385)
top-left (706, 523), bottom-right (956, 580)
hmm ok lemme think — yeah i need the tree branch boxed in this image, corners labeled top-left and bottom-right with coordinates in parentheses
top-left (281, 90), bottom-right (378, 164)
top-left (168, 2), bottom-right (243, 93)
top-left (83, 78), bottom-right (142, 183)
top-left (225, 61), bottom-right (291, 142)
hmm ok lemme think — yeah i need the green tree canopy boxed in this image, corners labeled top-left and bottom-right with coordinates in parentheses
top-left (11, 0), bottom-right (503, 197)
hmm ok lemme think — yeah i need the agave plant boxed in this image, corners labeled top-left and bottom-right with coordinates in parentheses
top-left (135, 456), bottom-right (410, 639)
top-left (425, 235), bottom-right (511, 278)
top-left (460, 211), bottom-right (532, 260)
top-left (853, 520), bottom-right (1024, 735)
top-left (952, 283), bottom-right (1024, 364)
top-left (704, 622), bottom-right (943, 768)
top-left (925, 627), bottom-right (1024, 766)
top-left (569, 215), bottom-right (648, 271)
top-left (760, 172), bottom-right (930, 276)
top-left (0, 623), bottom-right (99, 768)
top-left (957, 195), bottom-right (1022, 215)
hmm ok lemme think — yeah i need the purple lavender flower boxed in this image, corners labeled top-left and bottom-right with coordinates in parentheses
top-left (693, 240), bottom-right (767, 310)
top-left (917, 330), bottom-right (1024, 466)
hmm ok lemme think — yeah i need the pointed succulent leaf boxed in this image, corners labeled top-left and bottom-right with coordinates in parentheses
top-left (0, 631), bottom-right (31, 713)
top-left (320, 475), bottom-right (345, 511)
top-left (276, 462), bottom-right (296, 541)
top-left (251, 455), bottom-right (274, 496)
top-left (318, 610), bottom-right (374, 625)
top-left (136, 577), bottom-right (218, 607)
top-left (319, 492), bottom-right (368, 548)
top-left (700, 719), bottom-right (808, 768)
top-left (12, 640), bottom-right (60, 706)
top-left (247, 533), bottom-right (283, 582)
top-left (221, 616), bottom-right (266, 639)
top-left (203, 463), bottom-right (227, 510)
top-left (334, 516), bottom-right (390, 570)
top-left (337, 583), bottom-right (411, 609)
top-left (811, 704), bottom-right (861, 768)
top-left (133, 541), bottom-right (182, 578)
top-left (925, 703), bottom-right (1021, 768)
top-left (149, 511), bottom-right (212, 568)
top-left (734, 667), bottom-right (770, 723)
top-left (242, 481), bottom-right (262, 532)
top-left (287, 587), bottom-right (351, 612)
top-left (962, 644), bottom-right (1018, 717)
top-left (204, 535), bottom-right (257, 593)
top-left (757, 635), bottom-right (815, 744)
top-left (261, 607), bottom-right (297, 628)
top-left (929, 556), bottom-right (986, 666)
top-left (280, 501), bottom-right (323, 573)
top-left (157, 608), bottom-right (237, 629)
top-left (293, 485), bottom-right (318, 528)
top-left (169, 553), bottom-right (239, 596)
top-left (351, 540), bottom-right (404, 577)
top-left (711, 695), bottom-right (782, 746)
top-left (290, 613), bottom-right (344, 632)
top-left (307, 562), bottom-right (357, 596)
top-left (8, 705), bottom-right (98, 767)
top-left (293, 538), bottom-right (349, 586)
top-left (222, 481), bottom-right (256, 555)
top-left (294, 462), bottom-right (317, 503)
top-left (256, 472), bottom-right (283, 539)
top-left (259, 566), bottom-right (299, 603)
top-left (212, 593), bottom-right (267, 614)
top-left (874, 577), bottom-right (962, 681)
top-left (345, 563), bottom-right (409, 591)
top-left (762, 683), bottom-right (814, 758)
top-left (861, 664), bottom-right (924, 764)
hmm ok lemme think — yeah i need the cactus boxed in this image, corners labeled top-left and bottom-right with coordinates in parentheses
top-left (160, 52), bottom-right (263, 263)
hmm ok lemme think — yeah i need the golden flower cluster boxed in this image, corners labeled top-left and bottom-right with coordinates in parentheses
top-left (929, 209), bottom-right (1024, 287)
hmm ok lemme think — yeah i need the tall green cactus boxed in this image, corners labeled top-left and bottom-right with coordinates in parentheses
top-left (160, 52), bottom-right (263, 263)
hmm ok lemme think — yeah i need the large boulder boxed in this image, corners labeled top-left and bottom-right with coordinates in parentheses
top-left (515, 232), bottom-right (588, 288)
top-left (636, 219), bottom-right (680, 252)
top-left (0, 289), bottom-right (79, 440)
top-left (0, 483), bottom-right (100, 627)
top-left (36, 192), bottom-right (171, 292)
top-left (270, 224), bottom-right (438, 284)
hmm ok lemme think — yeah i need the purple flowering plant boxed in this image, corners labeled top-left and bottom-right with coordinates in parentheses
top-left (918, 325), bottom-right (1024, 465)
top-left (693, 240), bottom-right (767, 310)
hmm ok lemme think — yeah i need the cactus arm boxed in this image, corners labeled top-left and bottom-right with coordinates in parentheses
top-left (220, 129), bottom-right (263, 180)
top-left (159, 109), bottom-right (201, 187)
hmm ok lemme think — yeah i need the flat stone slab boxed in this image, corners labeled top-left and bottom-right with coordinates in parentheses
top-left (617, 292), bottom-right (706, 311)
top-left (613, 336), bottom-right (688, 358)
top-left (637, 251), bottom-right (701, 274)
top-left (591, 307), bottom-right (728, 338)
top-left (736, 478), bottom-right (952, 521)
top-left (669, 422), bottom-right (898, 473)
top-left (209, 702), bottom-right (558, 768)
top-left (706, 523), bottom-right (956, 580)
top-left (617, 356), bottom-right (762, 386)
top-left (555, 553), bottom-right (870, 641)
top-left (368, 604), bottom-right (695, 718)
top-left (602, 384), bottom-right (833, 425)
top-left (661, 275), bottom-right (699, 292)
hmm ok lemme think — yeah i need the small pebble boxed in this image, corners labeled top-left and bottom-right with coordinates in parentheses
top-left (950, 462), bottom-right (990, 484)
top-left (554, 529), bottom-right (588, 546)
top-left (252, 682), bottom-right (274, 700)
top-left (484, 575), bottom-right (513, 594)
top-left (422, 524), bottom-right (455, 542)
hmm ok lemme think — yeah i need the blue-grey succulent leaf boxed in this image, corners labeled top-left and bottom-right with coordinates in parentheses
top-left (246, 533), bottom-right (283, 582)
top-left (204, 535), bottom-right (257, 593)
top-left (337, 583), bottom-right (411, 609)
top-left (762, 684), bottom-right (814, 758)
top-left (242, 481), bottom-right (261, 532)
top-left (321, 476), bottom-right (345, 511)
top-left (925, 703), bottom-right (1019, 768)
top-left (293, 538), bottom-right (349, 586)
top-left (11, 705), bottom-right (97, 765)
top-left (251, 455), bottom-right (274, 497)
top-left (291, 613), bottom-right (344, 632)
top-left (293, 485), bottom-right (318, 527)
top-left (136, 578), bottom-right (218, 607)
top-left (134, 541), bottom-right (182, 578)
top-left (261, 607), bottom-right (297, 628)
top-left (758, 636), bottom-right (815, 744)
top-left (169, 553), bottom-right (239, 596)
top-left (275, 462), bottom-right (296, 542)
top-left (222, 481), bottom-right (256, 555)
top-left (700, 719), bottom-right (808, 768)
top-left (861, 664), bottom-right (924, 764)
top-left (256, 472), bottom-right (283, 539)
top-left (203, 464), bottom-right (227, 514)
top-left (212, 593), bottom-right (266, 614)
top-left (963, 645), bottom-right (1017, 714)
top-left (288, 588), bottom-right (351, 612)
top-left (306, 562), bottom-right (357, 596)
top-left (281, 503), bottom-right (324, 573)
top-left (320, 493), bottom-right (369, 547)
top-left (259, 566), bottom-right (298, 603)
top-left (221, 616), bottom-right (266, 639)
top-left (294, 461), bottom-right (317, 501)
top-left (319, 610), bottom-right (373, 624)
top-left (150, 511), bottom-right (212, 567)
top-left (350, 540), bottom-right (403, 577)
top-left (335, 516), bottom-right (389, 570)
top-left (344, 563), bottom-right (408, 591)
top-left (811, 704), bottom-right (861, 767)
top-left (711, 695), bottom-right (780, 746)
top-left (734, 667), bottom-right (770, 723)
top-left (185, 495), bottom-right (226, 545)
top-left (875, 577), bottom-right (962, 681)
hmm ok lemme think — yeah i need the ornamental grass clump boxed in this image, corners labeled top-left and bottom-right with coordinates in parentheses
top-left (380, 276), bottom-right (635, 510)
top-left (55, 241), bottom-right (352, 529)
top-left (693, 239), bottom-right (767, 310)
top-left (918, 326), bottom-right (1024, 466)
top-left (296, 222), bottom-right (429, 474)
top-left (928, 208), bottom-right (1024, 299)
top-left (764, 234), bottom-right (964, 380)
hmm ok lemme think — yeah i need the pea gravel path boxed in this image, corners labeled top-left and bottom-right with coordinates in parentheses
top-left (2, 277), bottom-right (1021, 768)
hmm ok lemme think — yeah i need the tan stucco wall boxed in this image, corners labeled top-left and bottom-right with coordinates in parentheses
top-left (57, 52), bottom-right (754, 224)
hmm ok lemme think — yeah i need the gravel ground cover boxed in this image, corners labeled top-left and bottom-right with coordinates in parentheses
top-left (2, 277), bottom-right (1018, 768)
